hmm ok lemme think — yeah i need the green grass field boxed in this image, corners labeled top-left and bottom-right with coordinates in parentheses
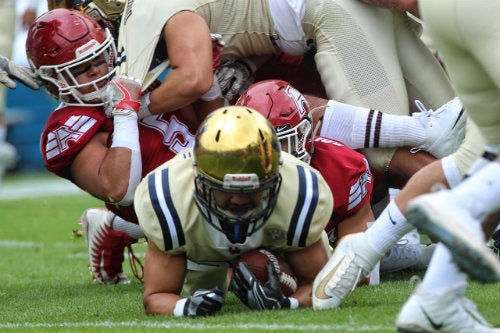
top-left (0, 172), bottom-right (499, 332)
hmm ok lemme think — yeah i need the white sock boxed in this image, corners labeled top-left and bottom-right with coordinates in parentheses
top-left (421, 243), bottom-right (467, 295)
top-left (365, 200), bottom-right (415, 255)
top-left (441, 155), bottom-right (463, 188)
top-left (465, 148), bottom-right (498, 177)
top-left (453, 161), bottom-right (500, 219)
top-left (112, 216), bottom-right (144, 239)
top-left (320, 100), bottom-right (425, 149)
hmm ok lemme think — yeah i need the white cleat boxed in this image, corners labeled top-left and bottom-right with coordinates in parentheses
top-left (411, 96), bottom-right (466, 158)
top-left (80, 208), bottom-right (134, 284)
top-left (407, 191), bottom-right (500, 283)
top-left (313, 233), bottom-right (382, 310)
top-left (380, 243), bottom-right (436, 273)
top-left (396, 284), bottom-right (500, 333)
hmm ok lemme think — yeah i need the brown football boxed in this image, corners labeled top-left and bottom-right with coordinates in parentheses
top-left (234, 248), bottom-right (298, 296)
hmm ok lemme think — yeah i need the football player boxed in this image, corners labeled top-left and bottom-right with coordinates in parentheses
top-left (134, 106), bottom-right (333, 316)
top-left (112, 0), bottom-right (467, 184)
top-left (26, 9), bottom-right (205, 284)
top-left (396, 0), bottom-right (500, 332)
top-left (21, 7), bottom-right (445, 287)
top-left (236, 79), bottom-right (435, 276)
top-left (312, 2), bottom-right (500, 332)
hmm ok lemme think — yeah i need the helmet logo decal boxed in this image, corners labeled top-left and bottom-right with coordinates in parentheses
top-left (75, 39), bottom-right (100, 58)
top-left (284, 86), bottom-right (307, 118)
top-left (223, 174), bottom-right (259, 190)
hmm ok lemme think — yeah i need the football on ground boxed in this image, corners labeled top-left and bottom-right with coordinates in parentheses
top-left (234, 248), bottom-right (298, 296)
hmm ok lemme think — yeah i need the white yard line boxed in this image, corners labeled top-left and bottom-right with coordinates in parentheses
top-left (0, 322), bottom-right (392, 331)
top-left (0, 177), bottom-right (85, 200)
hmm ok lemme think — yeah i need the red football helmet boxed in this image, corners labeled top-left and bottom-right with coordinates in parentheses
top-left (236, 79), bottom-right (312, 163)
top-left (26, 8), bottom-right (116, 105)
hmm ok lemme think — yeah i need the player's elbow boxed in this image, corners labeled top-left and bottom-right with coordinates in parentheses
top-left (181, 69), bottom-right (214, 98)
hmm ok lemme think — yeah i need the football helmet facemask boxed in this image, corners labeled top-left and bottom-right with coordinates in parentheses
top-left (193, 106), bottom-right (282, 244)
top-left (236, 79), bottom-right (312, 164)
top-left (26, 8), bottom-right (116, 106)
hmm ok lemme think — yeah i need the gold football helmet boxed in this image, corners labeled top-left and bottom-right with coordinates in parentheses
top-left (80, 0), bottom-right (126, 40)
top-left (193, 106), bottom-right (282, 243)
top-left (81, 0), bottom-right (126, 21)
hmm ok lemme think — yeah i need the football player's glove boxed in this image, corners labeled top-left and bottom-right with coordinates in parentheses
top-left (0, 55), bottom-right (41, 90)
top-left (183, 287), bottom-right (225, 317)
top-left (215, 59), bottom-right (254, 101)
top-left (103, 75), bottom-right (142, 118)
top-left (229, 261), bottom-right (292, 310)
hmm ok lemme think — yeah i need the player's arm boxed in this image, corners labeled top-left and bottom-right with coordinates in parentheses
top-left (286, 239), bottom-right (330, 307)
top-left (72, 76), bottom-right (142, 205)
top-left (70, 131), bottom-right (138, 204)
top-left (142, 241), bottom-right (224, 317)
top-left (142, 241), bottom-right (186, 315)
top-left (147, 11), bottom-right (221, 115)
top-left (337, 202), bottom-right (375, 239)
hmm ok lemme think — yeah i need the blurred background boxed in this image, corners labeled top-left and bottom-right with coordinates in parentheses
top-left (5, 0), bottom-right (59, 174)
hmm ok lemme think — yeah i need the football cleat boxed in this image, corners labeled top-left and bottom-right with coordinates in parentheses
top-left (312, 232), bottom-right (382, 309)
top-left (380, 243), bottom-right (436, 273)
top-left (80, 208), bottom-right (136, 284)
top-left (396, 283), bottom-right (500, 333)
top-left (407, 191), bottom-right (500, 283)
top-left (411, 96), bottom-right (466, 158)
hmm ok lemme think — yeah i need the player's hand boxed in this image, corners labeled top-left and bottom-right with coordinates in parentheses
top-left (210, 33), bottom-right (225, 70)
top-left (103, 76), bottom-right (142, 118)
top-left (0, 55), bottom-right (41, 90)
top-left (215, 59), bottom-right (254, 101)
top-left (229, 261), bottom-right (291, 310)
top-left (183, 286), bottom-right (225, 317)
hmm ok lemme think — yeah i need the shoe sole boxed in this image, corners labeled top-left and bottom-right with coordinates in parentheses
top-left (407, 201), bottom-right (500, 284)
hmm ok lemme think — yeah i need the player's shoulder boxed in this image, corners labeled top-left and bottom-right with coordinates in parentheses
top-left (44, 104), bottom-right (108, 131)
top-left (312, 136), bottom-right (367, 165)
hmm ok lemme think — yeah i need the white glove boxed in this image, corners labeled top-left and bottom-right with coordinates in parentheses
top-left (215, 59), bottom-right (254, 101)
top-left (0, 55), bottom-right (41, 90)
top-left (102, 76), bottom-right (142, 118)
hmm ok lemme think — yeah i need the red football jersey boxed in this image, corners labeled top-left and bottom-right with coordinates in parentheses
top-left (309, 137), bottom-right (373, 244)
top-left (40, 104), bottom-right (198, 222)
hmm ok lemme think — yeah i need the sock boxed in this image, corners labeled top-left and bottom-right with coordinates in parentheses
top-left (421, 243), bottom-right (467, 295)
top-left (365, 200), bottom-right (415, 255)
top-left (320, 100), bottom-right (425, 149)
top-left (441, 155), bottom-right (463, 188)
top-left (451, 161), bottom-right (500, 220)
top-left (465, 148), bottom-right (498, 177)
top-left (112, 216), bottom-right (145, 239)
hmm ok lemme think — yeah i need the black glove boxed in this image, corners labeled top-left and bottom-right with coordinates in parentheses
top-left (215, 59), bottom-right (254, 101)
top-left (183, 286), bottom-right (225, 318)
top-left (229, 261), bottom-right (291, 310)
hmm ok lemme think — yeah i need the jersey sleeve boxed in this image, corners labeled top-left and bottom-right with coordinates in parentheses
top-left (310, 137), bottom-right (373, 225)
top-left (40, 105), bottom-right (111, 181)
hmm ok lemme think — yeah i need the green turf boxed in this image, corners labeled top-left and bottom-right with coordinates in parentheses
top-left (0, 173), bottom-right (499, 332)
